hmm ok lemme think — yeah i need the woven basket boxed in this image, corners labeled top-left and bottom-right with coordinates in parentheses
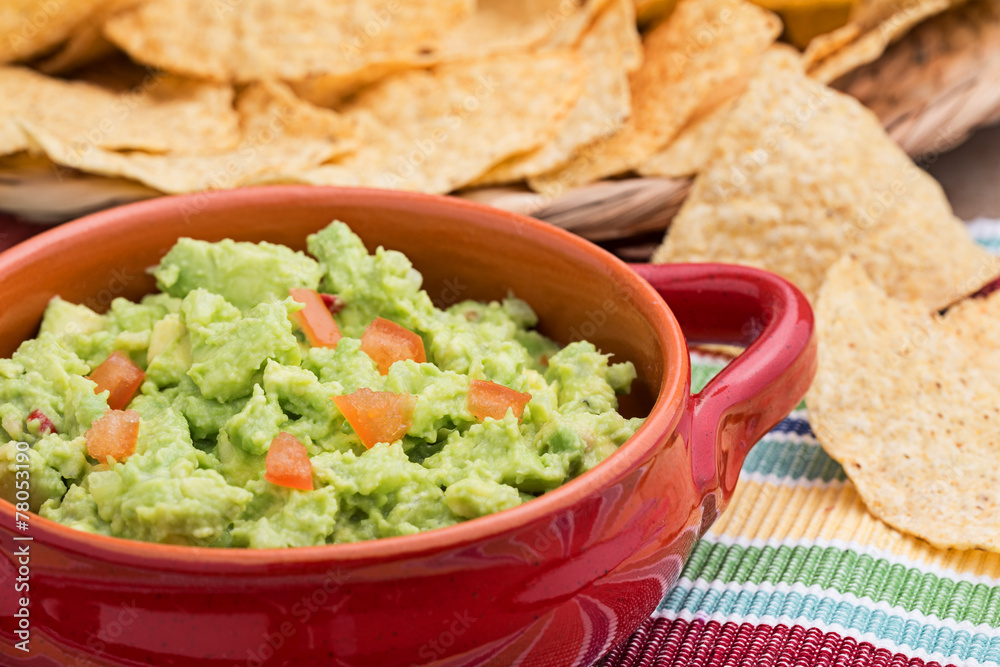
top-left (465, 0), bottom-right (1000, 259)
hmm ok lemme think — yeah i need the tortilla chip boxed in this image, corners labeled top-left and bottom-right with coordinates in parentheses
top-left (0, 0), bottom-right (108, 64)
top-left (102, 0), bottom-right (472, 83)
top-left (471, 0), bottom-right (638, 186)
top-left (286, 52), bottom-right (585, 194)
top-left (238, 80), bottom-right (354, 140)
top-left (289, 58), bottom-right (437, 109)
top-left (0, 66), bottom-right (240, 157)
top-left (439, 0), bottom-right (585, 60)
top-left (652, 48), bottom-right (1000, 310)
top-left (544, 0), bottom-right (616, 51)
top-left (801, 23), bottom-right (859, 65)
top-left (634, 0), bottom-right (679, 25)
top-left (530, 0), bottom-right (781, 196)
top-left (33, 0), bottom-right (140, 74)
top-left (638, 96), bottom-right (736, 178)
top-left (805, 0), bottom-right (958, 83)
top-left (20, 82), bottom-right (354, 194)
top-left (807, 257), bottom-right (1000, 552)
top-left (33, 21), bottom-right (114, 74)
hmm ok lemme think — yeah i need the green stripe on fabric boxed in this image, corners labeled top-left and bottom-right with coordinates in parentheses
top-left (674, 540), bottom-right (1000, 628)
top-left (690, 359), bottom-right (727, 393)
top-left (740, 436), bottom-right (847, 482)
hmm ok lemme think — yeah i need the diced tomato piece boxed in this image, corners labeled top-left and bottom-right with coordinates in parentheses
top-left (332, 388), bottom-right (416, 448)
top-left (468, 379), bottom-right (532, 422)
top-left (289, 288), bottom-right (342, 348)
top-left (88, 351), bottom-right (145, 410)
top-left (86, 409), bottom-right (140, 462)
top-left (319, 293), bottom-right (346, 315)
top-left (26, 409), bottom-right (57, 435)
top-left (264, 432), bottom-right (314, 491)
top-left (359, 317), bottom-right (426, 375)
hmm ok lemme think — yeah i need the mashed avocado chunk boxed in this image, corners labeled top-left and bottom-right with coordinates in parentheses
top-left (1, 221), bottom-right (644, 547)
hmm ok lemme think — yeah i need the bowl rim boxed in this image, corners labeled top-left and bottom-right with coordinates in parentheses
top-left (0, 186), bottom-right (690, 571)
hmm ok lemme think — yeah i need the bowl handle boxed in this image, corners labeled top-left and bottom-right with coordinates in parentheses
top-left (629, 263), bottom-right (817, 515)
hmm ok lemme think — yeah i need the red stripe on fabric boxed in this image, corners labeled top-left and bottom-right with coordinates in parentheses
top-left (596, 618), bottom-right (960, 667)
top-left (720, 619), bottom-right (759, 667)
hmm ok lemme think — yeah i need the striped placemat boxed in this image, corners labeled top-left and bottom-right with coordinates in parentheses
top-left (600, 220), bottom-right (1000, 667)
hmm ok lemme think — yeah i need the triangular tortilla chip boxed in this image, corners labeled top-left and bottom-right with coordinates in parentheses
top-left (290, 0), bottom-right (609, 108)
top-left (638, 96), bottom-right (737, 179)
top-left (102, 0), bottom-right (472, 83)
top-left (33, 0), bottom-right (141, 74)
top-left (33, 22), bottom-right (114, 75)
top-left (438, 0), bottom-right (584, 60)
top-left (807, 257), bottom-right (1000, 552)
top-left (0, 0), bottom-right (108, 64)
top-left (0, 66), bottom-right (239, 157)
top-left (804, 0), bottom-right (960, 83)
top-left (530, 0), bottom-right (781, 196)
top-left (20, 81), bottom-right (354, 194)
top-left (652, 48), bottom-right (1000, 310)
top-left (543, 0), bottom-right (617, 51)
top-left (282, 52), bottom-right (585, 194)
top-left (289, 59), bottom-right (436, 109)
top-left (472, 0), bottom-right (639, 186)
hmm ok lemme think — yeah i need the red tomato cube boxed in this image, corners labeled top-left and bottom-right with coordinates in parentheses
top-left (359, 317), bottom-right (426, 375)
top-left (265, 432), bottom-right (314, 491)
top-left (86, 409), bottom-right (140, 462)
top-left (468, 380), bottom-right (532, 422)
top-left (88, 351), bottom-right (145, 410)
top-left (290, 288), bottom-right (342, 348)
top-left (332, 388), bottom-right (416, 448)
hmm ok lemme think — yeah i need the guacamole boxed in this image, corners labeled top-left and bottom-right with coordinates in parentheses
top-left (0, 222), bottom-right (643, 548)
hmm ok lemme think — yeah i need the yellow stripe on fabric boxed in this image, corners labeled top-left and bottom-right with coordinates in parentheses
top-left (710, 479), bottom-right (1000, 580)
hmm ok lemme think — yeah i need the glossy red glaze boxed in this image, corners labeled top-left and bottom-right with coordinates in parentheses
top-left (0, 187), bottom-right (815, 666)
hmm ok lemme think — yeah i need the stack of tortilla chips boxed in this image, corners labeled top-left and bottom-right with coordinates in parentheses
top-left (647, 6), bottom-right (1000, 553)
top-left (0, 0), bottom-right (972, 201)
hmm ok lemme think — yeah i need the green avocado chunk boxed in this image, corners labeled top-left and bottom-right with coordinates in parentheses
top-left (154, 238), bottom-right (321, 311)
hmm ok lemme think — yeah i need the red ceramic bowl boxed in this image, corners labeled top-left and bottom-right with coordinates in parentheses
top-left (0, 187), bottom-right (815, 667)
